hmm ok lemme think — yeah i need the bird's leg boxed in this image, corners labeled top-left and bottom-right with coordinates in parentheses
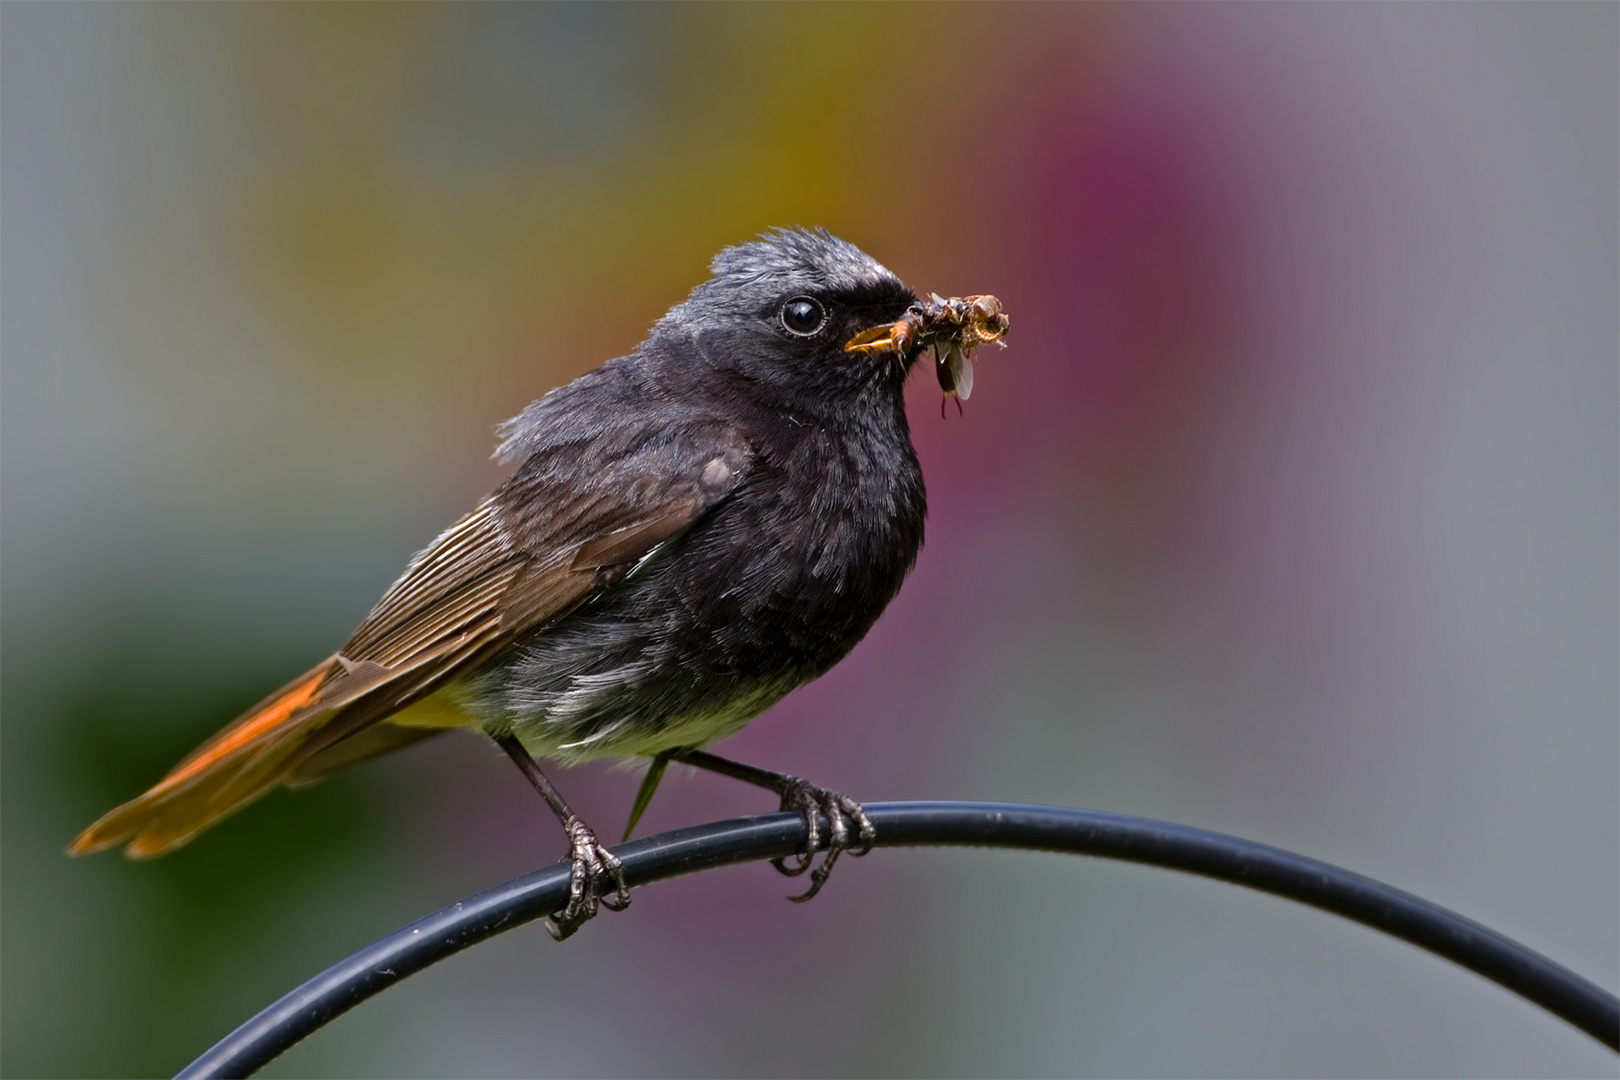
top-left (669, 748), bottom-right (874, 902)
top-left (494, 734), bottom-right (630, 941)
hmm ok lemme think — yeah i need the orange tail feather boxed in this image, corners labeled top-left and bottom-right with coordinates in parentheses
top-left (68, 658), bottom-right (345, 858)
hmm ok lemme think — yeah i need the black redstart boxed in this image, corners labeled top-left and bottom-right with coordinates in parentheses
top-left (71, 228), bottom-right (1009, 939)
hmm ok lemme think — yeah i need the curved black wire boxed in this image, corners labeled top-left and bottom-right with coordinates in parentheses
top-left (175, 801), bottom-right (1619, 1079)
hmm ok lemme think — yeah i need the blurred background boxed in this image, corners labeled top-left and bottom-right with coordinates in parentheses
top-left (3, 4), bottom-right (1614, 1076)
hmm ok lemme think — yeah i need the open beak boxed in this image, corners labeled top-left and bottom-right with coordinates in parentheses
top-left (844, 320), bottom-right (916, 359)
top-left (844, 293), bottom-right (1009, 401)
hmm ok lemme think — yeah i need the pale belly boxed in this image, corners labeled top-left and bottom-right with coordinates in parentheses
top-left (386, 676), bottom-right (795, 765)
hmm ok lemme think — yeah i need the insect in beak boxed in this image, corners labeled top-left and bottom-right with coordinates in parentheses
top-left (845, 293), bottom-right (1009, 403)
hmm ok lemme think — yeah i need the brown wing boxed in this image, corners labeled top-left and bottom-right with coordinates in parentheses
top-left (69, 427), bottom-right (752, 858)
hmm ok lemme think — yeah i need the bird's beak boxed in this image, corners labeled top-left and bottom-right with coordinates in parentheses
top-left (844, 320), bottom-right (916, 359)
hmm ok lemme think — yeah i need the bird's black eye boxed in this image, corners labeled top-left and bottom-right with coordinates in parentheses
top-left (780, 296), bottom-right (826, 337)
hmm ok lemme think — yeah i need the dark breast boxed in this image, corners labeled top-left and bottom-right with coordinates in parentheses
top-left (674, 415), bottom-right (926, 681)
top-left (473, 393), bottom-right (925, 753)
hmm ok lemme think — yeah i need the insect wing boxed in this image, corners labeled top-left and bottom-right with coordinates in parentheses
top-left (954, 350), bottom-right (974, 400)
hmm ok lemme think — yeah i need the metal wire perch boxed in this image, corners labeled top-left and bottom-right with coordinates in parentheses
top-left (175, 801), bottom-right (1619, 1079)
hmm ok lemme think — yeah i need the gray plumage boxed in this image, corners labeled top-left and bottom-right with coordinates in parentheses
top-left (70, 227), bottom-right (932, 861)
top-left (442, 228), bottom-right (928, 761)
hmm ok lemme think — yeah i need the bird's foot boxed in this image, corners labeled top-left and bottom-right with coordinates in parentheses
top-left (543, 816), bottom-right (630, 942)
top-left (769, 778), bottom-right (875, 903)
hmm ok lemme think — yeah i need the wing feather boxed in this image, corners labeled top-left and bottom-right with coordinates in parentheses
top-left (344, 498), bottom-right (514, 659)
top-left (70, 424), bottom-right (753, 857)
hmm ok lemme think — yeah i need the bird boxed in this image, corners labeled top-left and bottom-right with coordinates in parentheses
top-left (69, 228), bottom-right (1008, 939)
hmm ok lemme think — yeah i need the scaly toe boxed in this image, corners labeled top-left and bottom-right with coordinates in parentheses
top-left (774, 780), bottom-right (872, 902)
top-left (598, 847), bottom-right (631, 911)
top-left (546, 817), bottom-right (630, 938)
top-left (841, 796), bottom-right (876, 857)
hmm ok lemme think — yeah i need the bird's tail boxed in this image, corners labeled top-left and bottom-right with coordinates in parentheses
top-left (68, 657), bottom-right (359, 858)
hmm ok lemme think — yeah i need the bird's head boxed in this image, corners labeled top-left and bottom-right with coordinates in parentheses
top-left (650, 228), bottom-right (1008, 417)
top-left (654, 228), bottom-right (922, 403)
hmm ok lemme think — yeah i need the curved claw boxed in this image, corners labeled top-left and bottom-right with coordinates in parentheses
top-left (772, 778), bottom-right (875, 902)
top-left (788, 855), bottom-right (837, 903)
top-left (771, 852), bottom-right (815, 878)
top-left (543, 816), bottom-right (631, 942)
